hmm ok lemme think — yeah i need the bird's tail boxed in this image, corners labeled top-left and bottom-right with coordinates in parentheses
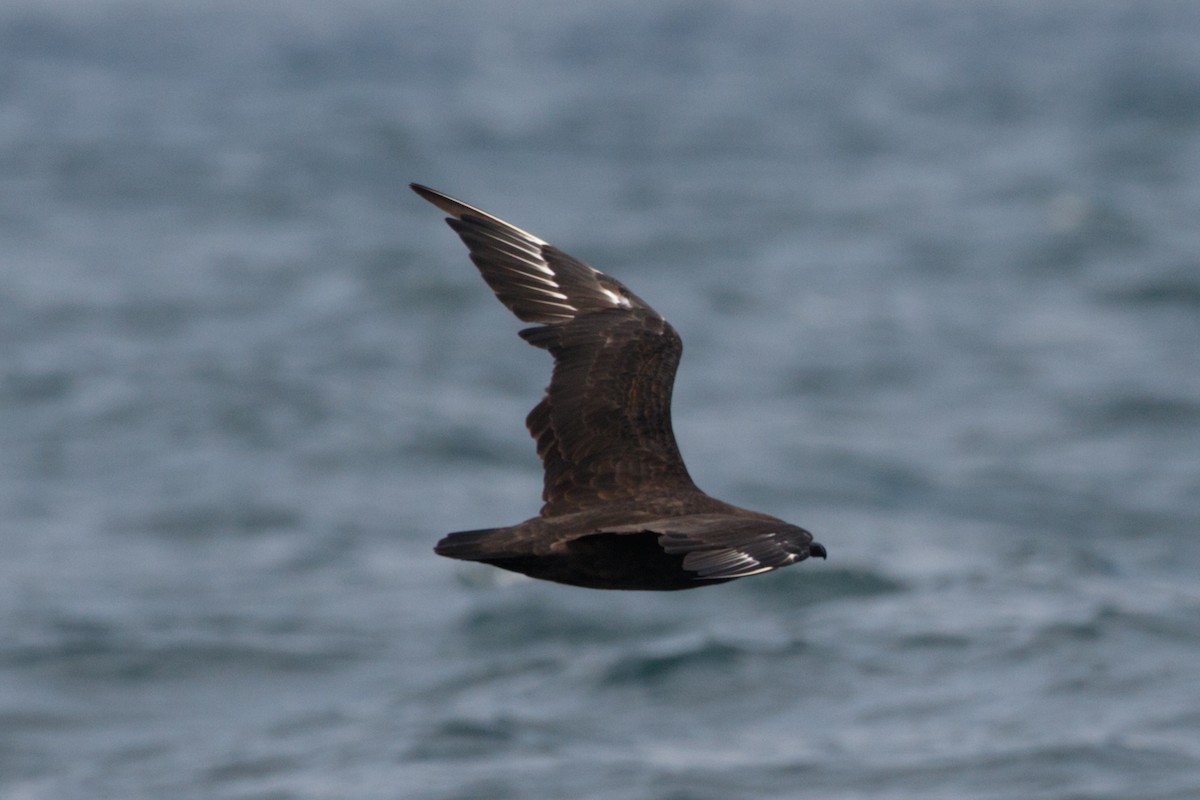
top-left (434, 527), bottom-right (509, 562)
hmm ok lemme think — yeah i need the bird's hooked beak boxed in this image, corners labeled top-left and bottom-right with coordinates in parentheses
top-left (809, 542), bottom-right (828, 560)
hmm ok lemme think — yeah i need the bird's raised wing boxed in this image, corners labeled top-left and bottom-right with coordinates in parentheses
top-left (412, 184), bottom-right (699, 515)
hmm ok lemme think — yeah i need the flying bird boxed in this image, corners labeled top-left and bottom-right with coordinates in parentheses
top-left (412, 183), bottom-right (826, 590)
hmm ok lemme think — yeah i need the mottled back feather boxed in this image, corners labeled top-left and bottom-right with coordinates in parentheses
top-left (519, 311), bottom-right (697, 514)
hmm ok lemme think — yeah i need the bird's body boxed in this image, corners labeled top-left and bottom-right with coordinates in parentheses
top-left (412, 183), bottom-right (825, 590)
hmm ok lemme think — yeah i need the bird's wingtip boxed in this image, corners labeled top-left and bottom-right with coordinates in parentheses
top-left (410, 182), bottom-right (437, 201)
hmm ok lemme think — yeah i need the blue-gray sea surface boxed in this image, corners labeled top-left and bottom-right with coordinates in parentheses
top-left (2, 2), bottom-right (1199, 798)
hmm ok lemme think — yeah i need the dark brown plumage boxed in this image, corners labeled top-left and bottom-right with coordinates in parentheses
top-left (412, 183), bottom-right (826, 590)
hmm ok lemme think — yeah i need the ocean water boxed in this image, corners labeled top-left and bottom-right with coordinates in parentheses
top-left (2, 1), bottom-right (1199, 798)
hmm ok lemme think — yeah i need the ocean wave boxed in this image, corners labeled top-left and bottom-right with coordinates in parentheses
top-left (3, 613), bottom-right (366, 680)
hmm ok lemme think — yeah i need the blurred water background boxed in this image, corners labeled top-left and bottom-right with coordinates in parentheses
top-left (2, 1), bottom-right (1200, 798)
